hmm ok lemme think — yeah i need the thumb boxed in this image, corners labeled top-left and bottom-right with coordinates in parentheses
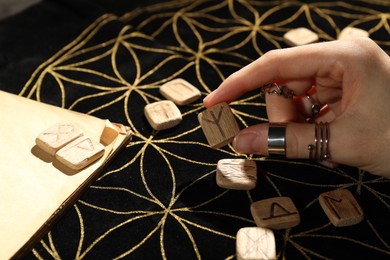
top-left (232, 122), bottom-right (346, 167)
top-left (232, 122), bottom-right (313, 158)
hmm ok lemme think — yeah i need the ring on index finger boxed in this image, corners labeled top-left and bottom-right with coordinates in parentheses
top-left (306, 95), bottom-right (321, 118)
top-left (262, 83), bottom-right (294, 98)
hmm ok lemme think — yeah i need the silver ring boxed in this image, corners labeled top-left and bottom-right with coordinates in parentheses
top-left (268, 122), bottom-right (287, 156)
top-left (307, 95), bottom-right (321, 117)
top-left (308, 122), bottom-right (330, 161)
top-left (262, 83), bottom-right (294, 98)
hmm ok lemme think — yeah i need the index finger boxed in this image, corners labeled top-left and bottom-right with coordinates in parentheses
top-left (203, 40), bottom-right (349, 108)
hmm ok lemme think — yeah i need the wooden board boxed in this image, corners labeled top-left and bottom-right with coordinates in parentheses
top-left (0, 90), bottom-right (132, 259)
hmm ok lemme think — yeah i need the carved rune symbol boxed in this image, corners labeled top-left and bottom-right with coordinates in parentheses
top-left (242, 230), bottom-right (271, 258)
top-left (220, 161), bottom-right (256, 180)
top-left (262, 202), bottom-right (297, 220)
top-left (75, 138), bottom-right (95, 151)
top-left (319, 189), bottom-right (364, 227)
top-left (43, 124), bottom-right (74, 141)
top-left (153, 103), bottom-right (171, 119)
top-left (323, 195), bottom-right (361, 220)
top-left (323, 196), bottom-right (343, 219)
top-left (168, 82), bottom-right (194, 96)
top-left (202, 106), bottom-right (225, 137)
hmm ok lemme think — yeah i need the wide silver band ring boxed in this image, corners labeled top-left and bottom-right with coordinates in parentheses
top-left (268, 122), bottom-right (287, 156)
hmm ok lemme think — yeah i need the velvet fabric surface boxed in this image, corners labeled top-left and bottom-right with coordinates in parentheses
top-left (0, 0), bottom-right (389, 259)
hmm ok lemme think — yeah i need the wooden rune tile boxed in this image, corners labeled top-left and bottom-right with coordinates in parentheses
top-left (216, 159), bottom-right (257, 190)
top-left (338, 27), bottom-right (369, 40)
top-left (319, 189), bottom-right (364, 227)
top-left (36, 122), bottom-right (84, 155)
top-left (198, 102), bottom-right (240, 149)
top-left (250, 197), bottom-right (300, 230)
top-left (144, 100), bottom-right (182, 130)
top-left (236, 227), bottom-right (276, 260)
top-left (55, 136), bottom-right (105, 170)
top-left (159, 78), bottom-right (201, 106)
top-left (283, 27), bottom-right (319, 46)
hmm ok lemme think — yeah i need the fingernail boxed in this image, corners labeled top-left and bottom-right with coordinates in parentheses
top-left (203, 90), bottom-right (215, 104)
top-left (233, 131), bottom-right (261, 154)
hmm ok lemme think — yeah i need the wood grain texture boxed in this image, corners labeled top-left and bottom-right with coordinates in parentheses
top-left (144, 100), bottom-right (182, 130)
top-left (236, 227), bottom-right (276, 260)
top-left (250, 197), bottom-right (300, 230)
top-left (216, 159), bottom-right (257, 190)
top-left (0, 91), bottom-right (132, 259)
top-left (55, 136), bottom-right (105, 170)
top-left (198, 102), bottom-right (240, 149)
top-left (159, 78), bottom-right (201, 106)
top-left (35, 122), bottom-right (83, 155)
top-left (319, 189), bottom-right (364, 227)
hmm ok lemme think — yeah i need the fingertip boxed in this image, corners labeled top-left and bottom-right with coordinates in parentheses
top-left (232, 125), bottom-right (268, 155)
top-left (203, 88), bottom-right (231, 108)
top-left (202, 90), bottom-right (215, 108)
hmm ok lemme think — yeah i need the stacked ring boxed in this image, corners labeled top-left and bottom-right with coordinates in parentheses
top-left (267, 122), bottom-right (331, 161)
top-left (308, 122), bottom-right (330, 161)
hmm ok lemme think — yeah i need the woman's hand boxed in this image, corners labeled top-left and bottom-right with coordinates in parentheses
top-left (203, 38), bottom-right (390, 177)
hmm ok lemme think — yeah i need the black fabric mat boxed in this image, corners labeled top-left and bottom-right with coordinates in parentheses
top-left (1, 0), bottom-right (389, 259)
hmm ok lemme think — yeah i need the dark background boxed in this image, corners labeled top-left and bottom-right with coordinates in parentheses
top-left (1, 1), bottom-right (389, 259)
